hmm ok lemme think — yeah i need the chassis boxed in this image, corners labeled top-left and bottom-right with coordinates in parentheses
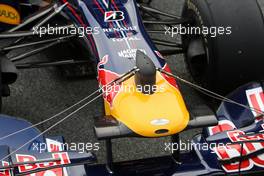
top-left (0, 0), bottom-right (264, 175)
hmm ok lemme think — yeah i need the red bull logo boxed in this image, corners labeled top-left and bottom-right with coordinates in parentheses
top-left (97, 55), bottom-right (121, 106)
top-left (154, 51), bottom-right (178, 89)
top-left (0, 161), bottom-right (11, 176)
top-left (208, 120), bottom-right (236, 136)
top-left (213, 129), bottom-right (264, 172)
top-left (161, 64), bottom-right (178, 89)
top-left (16, 152), bottom-right (70, 176)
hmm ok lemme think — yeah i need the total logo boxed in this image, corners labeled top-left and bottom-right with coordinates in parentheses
top-left (104, 11), bottom-right (124, 22)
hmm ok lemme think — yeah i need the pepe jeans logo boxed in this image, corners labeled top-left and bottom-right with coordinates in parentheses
top-left (0, 4), bottom-right (20, 25)
top-left (104, 11), bottom-right (124, 22)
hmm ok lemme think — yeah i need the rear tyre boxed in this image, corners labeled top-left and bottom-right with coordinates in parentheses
top-left (182, 0), bottom-right (264, 94)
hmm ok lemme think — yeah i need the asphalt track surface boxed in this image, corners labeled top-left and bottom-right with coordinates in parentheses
top-left (2, 0), bottom-right (264, 164)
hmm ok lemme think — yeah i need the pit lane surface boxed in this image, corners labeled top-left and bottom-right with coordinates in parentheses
top-left (2, 0), bottom-right (263, 163)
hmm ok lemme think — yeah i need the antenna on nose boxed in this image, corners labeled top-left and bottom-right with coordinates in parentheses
top-left (135, 50), bottom-right (156, 94)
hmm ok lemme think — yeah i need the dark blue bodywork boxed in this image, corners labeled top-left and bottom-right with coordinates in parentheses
top-left (0, 0), bottom-right (263, 175)
top-left (64, 0), bottom-right (166, 74)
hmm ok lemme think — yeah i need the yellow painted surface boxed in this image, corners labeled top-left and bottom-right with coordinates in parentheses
top-left (105, 72), bottom-right (190, 137)
top-left (0, 4), bottom-right (20, 25)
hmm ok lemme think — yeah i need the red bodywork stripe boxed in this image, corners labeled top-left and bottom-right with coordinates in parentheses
top-left (111, 0), bottom-right (137, 48)
top-left (62, 0), bottom-right (98, 56)
top-left (111, 0), bottom-right (128, 27)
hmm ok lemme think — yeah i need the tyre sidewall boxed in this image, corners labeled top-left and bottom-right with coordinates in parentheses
top-left (182, 0), bottom-right (216, 89)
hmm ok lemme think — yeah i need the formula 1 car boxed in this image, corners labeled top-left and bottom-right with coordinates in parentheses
top-left (0, 0), bottom-right (264, 175)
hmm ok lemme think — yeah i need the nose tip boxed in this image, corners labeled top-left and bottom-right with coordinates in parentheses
top-left (155, 129), bottom-right (169, 134)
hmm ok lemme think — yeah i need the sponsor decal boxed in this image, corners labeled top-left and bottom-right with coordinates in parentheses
top-left (112, 36), bottom-right (140, 42)
top-left (46, 138), bottom-right (68, 176)
top-left (16, 152), bottom-right (70, 175)
top-left (118, 49), bottom-right (147, 59)
top-left (213, 130), bottom-right (264, 172)
top-left (246, 87), bottom-right (264, 120)
top-left (104, 11), bottom-right (124, 22)
top-left (160, 64), bottom-right (178, 89)
top-left (208, 120), bottom-right (236, 136)
top-left (0, 4), bottom-right (20, 25)
top-left (97, 55), bottom-right (120, 106)
top-left (0, 161), bottom-right (12, 176)
top-left (227, 130), bottom-right (264, 142)
top-left (103, 26), bottom-right (137, 33)
top-left (151, 119), bottom-right (170, 126)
